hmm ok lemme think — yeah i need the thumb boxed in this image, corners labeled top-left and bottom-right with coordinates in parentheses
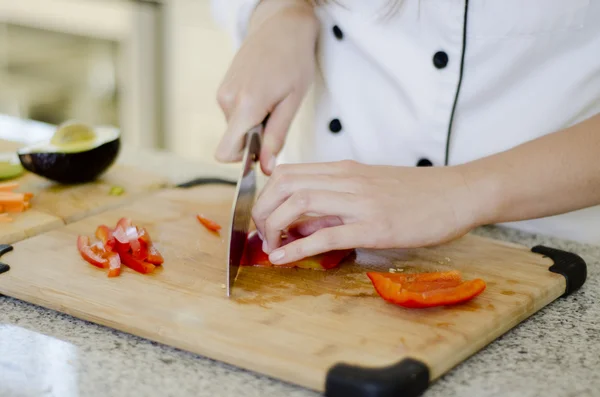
top-left (260, 94), bottom-right (301, 175)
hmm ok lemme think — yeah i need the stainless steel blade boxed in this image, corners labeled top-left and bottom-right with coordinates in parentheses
top-left (226, 125), bottom-right (262, 297)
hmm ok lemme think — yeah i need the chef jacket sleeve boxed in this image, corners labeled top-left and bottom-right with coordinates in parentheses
top-left (210, 0), bottom-right (262, 47)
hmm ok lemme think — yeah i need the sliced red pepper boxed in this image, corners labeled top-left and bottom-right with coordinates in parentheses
top-left (366, 271), bottom-right (486, 309)
top-left (119, 250), bottom-right (156, 274)
top-left (77, 236), bottom-right (108, 269)
top-left (241, 230), bottom-right (351, 270)
top-left (196, 214), bottom-right (221, 232)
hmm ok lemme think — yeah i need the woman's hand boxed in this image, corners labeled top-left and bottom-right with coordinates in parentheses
top-left (252, 160), bottom-right (486, 264)
top-left (215, 0), bottom-right (319, 175)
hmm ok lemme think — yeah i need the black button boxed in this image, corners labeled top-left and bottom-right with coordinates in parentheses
top-left (433, 51), bottom-right (449, 69)
top-left (416, 158), bottom-right (433, 167)
top-left (329, 119), bottom-right (342, 133)
top-left (332, 25), bottom-right (344, 40)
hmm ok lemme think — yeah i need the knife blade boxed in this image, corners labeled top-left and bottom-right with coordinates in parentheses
top-left (226, 124), bottom-right (262, 297)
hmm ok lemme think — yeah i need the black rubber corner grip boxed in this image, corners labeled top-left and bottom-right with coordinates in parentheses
top-left (0, 244), bottom-right (13, 275)
top-left (176, 177), bottom-right (236, 188)
top-left (325, 358), bottom-right (430, 397)
top-left (531, 245), bottom-right (587, 297)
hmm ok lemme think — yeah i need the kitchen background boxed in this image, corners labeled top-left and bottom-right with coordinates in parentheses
top-left (0, 0), bottom-right (312, 167)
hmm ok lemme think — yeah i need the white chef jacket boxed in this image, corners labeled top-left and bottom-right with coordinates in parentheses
top-left (210, 0), bottom-right (600, 245)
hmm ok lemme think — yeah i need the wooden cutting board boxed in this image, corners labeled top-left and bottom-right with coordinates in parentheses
top-left (0, 139), bottom-right (170, 244)
top-left (0, 183), bottom-right (587, 396)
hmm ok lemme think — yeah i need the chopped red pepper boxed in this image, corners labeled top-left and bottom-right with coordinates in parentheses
top-left (77, 236), bottom-right (108, 269)
top-left (366, 270), bottom-right (486, 308)
top-left (196, 214), bottom-right (221, 233)
top-left (241, 229), bottom-right (351, 270)
top-left (119, 250), bottom-right (156, 274)
top-left (79, 218), bottom-right (163, 277)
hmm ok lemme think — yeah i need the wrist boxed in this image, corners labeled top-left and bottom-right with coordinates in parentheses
top-left (249, 0), bottom-right (318, 33)
top-left (454, 161), bottom-right (504, 228)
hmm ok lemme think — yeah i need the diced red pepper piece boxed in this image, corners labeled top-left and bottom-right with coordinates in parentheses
top-left (106, 251), bottom-right (122, 278)
top-left (119, 251), bottom-right (156, 274)
top-left (112, 226), bottom-right (131, 253)
top-left (137, 227), bottom-right (162, 265)
top-left (146, 245), bottom-right (164, 265)
top-left (125, 226), bottom-right (142, 256)
top-left (196, 214), bottom-right (221, 232)
top-left (116, 217), bottom-right (132, 230)
top-left (366, 271), bottom-right (486, 308)
top-left (77, 235), bottom-right (108, 269)
top-left (95, 225), bottom-right (116, 251)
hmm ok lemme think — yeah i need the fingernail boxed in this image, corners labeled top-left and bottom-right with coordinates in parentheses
top-left (269, 249), bottom-right (285, 263)
top-left (262, 239), bottom-right (269, 254)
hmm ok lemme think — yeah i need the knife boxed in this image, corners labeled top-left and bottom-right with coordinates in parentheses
top-left (226, 123), bottom-right (263, 297)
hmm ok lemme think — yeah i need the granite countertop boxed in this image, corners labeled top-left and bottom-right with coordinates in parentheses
top-left (0, 116), bottom-right (599, 397)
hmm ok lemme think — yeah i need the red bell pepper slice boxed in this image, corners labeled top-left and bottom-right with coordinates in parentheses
top-left (196, 214), bottom-right (221, 232)
top-left (120, 250), bottom-right (156, 274)
top-left (77, 236), bottom-right (108, 269)
top-left (366, 271), bottom-right (486, 308)
top-left (241, 230), bottom-right (351, 270)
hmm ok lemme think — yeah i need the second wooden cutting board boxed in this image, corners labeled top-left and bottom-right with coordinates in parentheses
top-left (0, 183), bottom-right (587, 396)
top-left (0, 139), bottom-right (170, 244)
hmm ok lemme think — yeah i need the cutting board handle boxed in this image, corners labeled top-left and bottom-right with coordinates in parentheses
top-left (176, 178), bottom-right (236, 188)
top-left (531, 245), bottom-right (587, 297)
top-left (325, 357), bottom-right (429, 397)
top-left (0, 244), bottom-right (13, 278)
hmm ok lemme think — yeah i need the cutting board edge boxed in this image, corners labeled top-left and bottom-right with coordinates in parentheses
top-left (0, 271), bottom-right (568, 396)
top-left (0, 282), bottom-right (329, 393)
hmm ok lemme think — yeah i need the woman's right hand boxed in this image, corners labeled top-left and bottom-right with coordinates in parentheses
top-left (214, 0), bottom-right (319, 175)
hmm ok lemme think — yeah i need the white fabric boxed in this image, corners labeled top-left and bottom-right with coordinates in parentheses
top-left (210, 0), bottom-right (600, 245)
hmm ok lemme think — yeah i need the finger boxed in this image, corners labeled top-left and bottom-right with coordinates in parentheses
top-left (253, 175), bottom-right (360, 242)
top-left (215, 101), bottom-right (268, 163)
top-left (268, 224), bottom-right (363, 264)
top-left (259, 94), bottom-right (302, 175)
top-left (263, 190), bottom-right (359, 253)
top-left (293, 216), bottom-right (343, 237)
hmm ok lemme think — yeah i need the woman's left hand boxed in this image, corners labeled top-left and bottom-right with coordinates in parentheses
top-left (252, 160), bottom-right (485, 265)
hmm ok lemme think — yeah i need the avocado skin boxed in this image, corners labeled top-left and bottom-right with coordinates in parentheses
top-left (18, 139), bottom-right (120, 184)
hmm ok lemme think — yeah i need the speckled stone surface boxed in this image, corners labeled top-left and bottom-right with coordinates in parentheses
top-left (0, 118), bottom-right (599, 397)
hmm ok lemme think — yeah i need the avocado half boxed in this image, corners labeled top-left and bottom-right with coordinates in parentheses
top-left (0, 152), bottom-right (25, 180)
top-left (17, 121), bottom-right (120, 184)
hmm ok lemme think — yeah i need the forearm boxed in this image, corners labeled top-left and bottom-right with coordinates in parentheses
top-left (248, 0), bottom-right (317, 33)
top-left (461, 112), bottom-right (600, 226)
